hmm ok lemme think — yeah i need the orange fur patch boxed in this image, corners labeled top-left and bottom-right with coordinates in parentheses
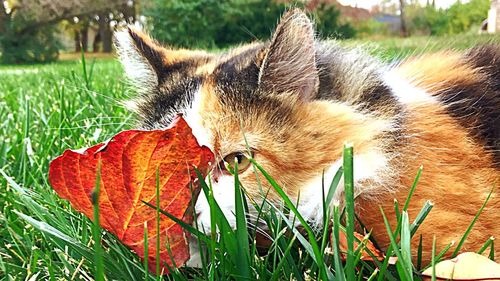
top-left (396, 51), bottom-right (484, 93)
top-left (355, 50), bottom-right (500, 264)
top-left (357, 100), bottom-right (499, 263)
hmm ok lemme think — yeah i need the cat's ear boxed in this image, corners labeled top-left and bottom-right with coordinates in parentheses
top-left (114, 27), bottom-right (168, 94)
top-left (258, 9), bottom-right (319, 100)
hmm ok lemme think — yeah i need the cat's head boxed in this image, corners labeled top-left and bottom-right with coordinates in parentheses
top-left (115, 9), bottom-right (391, 231)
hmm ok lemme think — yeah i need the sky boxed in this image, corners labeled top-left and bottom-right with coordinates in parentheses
top-left (337, 0), bottom-right (462, 10)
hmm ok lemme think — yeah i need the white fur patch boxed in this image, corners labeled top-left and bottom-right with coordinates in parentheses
top-left (183, 87), bottom-right (212, 150)
top-left (383, 70), bottom-right (437, 104)
top-left (298, 150), bottom-right (390, 225)
top-left (114, 29), bottom-right (157, 95)
top-left (195, 175), bottom-right (237, 233)
top-left (187, 174), bottom-right (238, 266)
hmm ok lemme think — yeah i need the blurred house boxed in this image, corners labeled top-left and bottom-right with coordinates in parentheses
top-left (487, 0), bottom-right (500, 32)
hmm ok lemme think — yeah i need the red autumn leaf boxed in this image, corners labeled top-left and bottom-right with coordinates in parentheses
top-left (48, 116), bottom-right (214, 274)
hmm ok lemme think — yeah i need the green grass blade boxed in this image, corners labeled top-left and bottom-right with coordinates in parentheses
top-left (249, 159), bottom-right (331, 280)
top-left (410, 201), bottom-right (433, 237)
top-left (393, 199), bottom-right (401, 230)
top-left (402, 166), bottom-right (423, 212)
top-left (233, 160), bottom-right (252, 279)
top-left (80, 48), bottom-right (91, 90)
top-left (14, 211), bottom-right (130, 280)
top-left (416, 234), bottom-right (423, 271)
top-left (380, 207), bottom-right (412, 281)
top-left (270, 235), bottom-right (298, 281)
top-left (489, 240), bottom-right (495, 260)
top-left (400, 211), bottom-right (413, 279)
top-left (451, 188), bottom-right (493, 258)
top-left (431, 236), bottom-right (437, 281)
top-left (366, 268), bottom-right (379, 281)
top-left (332, 205), bottom-right (346, 281)
top-left (155, 166), bottom-right (162, 277)
top-left (421, 241), bottom-right (454, 271)
top-left (144, 221), bottom-right (149, 280)
top-left (326, 167), bottom-right (343, 209)
top-left (141, 201), bottom-right (211, 244)
top-left (92, 161), bottom-right (104, 281)
top-left (343, 144), bottom-right (356, 281)
top-left (477, 236), bottom-right (494, 254)
top-left (434, 241), bottom-right (453, 263)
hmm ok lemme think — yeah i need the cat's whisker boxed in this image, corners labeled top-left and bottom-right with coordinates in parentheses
top-left (246, 222), bottom-right (273, 240)
top-left (64, 85), bottom-right (131, 103)
top-left (72, 116), bottom-right (131, 122)
top-left (48, 122), bottom-right (130, 130)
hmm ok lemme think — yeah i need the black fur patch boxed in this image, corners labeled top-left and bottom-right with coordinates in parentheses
top-left (314, 43), bottom-right (402, 117)
top-left (441, 45), bottom-right (500, 166)
top-left (138, 75), bottom-right (201, 129)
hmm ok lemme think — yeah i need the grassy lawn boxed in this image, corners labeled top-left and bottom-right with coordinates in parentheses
top-left (0, 34), bottom-right (497, 280)
top-left (0, 58), bottom-right (137, 279)
top-left (344, 33), bottom-right (500, 60)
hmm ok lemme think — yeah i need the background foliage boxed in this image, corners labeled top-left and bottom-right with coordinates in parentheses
top-left (0, 25), bottom-right (61, 64)
top-left (144, 0), bottom-right (355, 49)
top-left (407, 0), bottom-right (490, 36)
top-left (0, 0), bottom-right (494, 63)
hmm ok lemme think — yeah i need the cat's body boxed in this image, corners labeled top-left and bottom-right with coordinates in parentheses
top-left (116, 10), bottom-right (499, 263)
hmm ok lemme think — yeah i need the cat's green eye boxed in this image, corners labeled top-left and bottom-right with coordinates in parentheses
top-left (221, 152), bottom-right (252, 174)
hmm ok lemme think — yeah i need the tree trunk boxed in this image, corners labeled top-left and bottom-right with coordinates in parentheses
top-left (399, 0), bottom-right (408, 37)
top-left (81, 21), bottom-right (89, 52)
top-left (98, 13), bottom-right (112, 53)
top-left (0, 3), bottom-right (8, 34)
top-left (93, 32), bottom-right (101, 53)
top-left (123, 0), bottom-right (137, 23)
top-left (74, 30), bottom-right (81, 52)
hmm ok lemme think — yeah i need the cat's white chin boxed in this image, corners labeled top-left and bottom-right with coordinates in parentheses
top-left (194, 175), bottom-right (237, 234)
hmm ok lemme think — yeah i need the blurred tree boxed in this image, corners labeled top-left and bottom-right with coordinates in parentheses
top-left (407, 5), bottom-right (448, 35)
top-left (353, 18), bottom-right (391, 38)
top-left (0, 1), bottom-right (62, 63)
top-left (446, 0), bottom-right (489, 34)
top-left (145, 0), bottom-right (229, 48)
top-left (312, 3), bottom-right (356, 39)
top-left (0, 23), bottom-right (61, 63)
top-left (375, 0), bottom-right (399, 14)
top-left (407, 0), bottom-right (489, 36)
top-left (399, 0), bottom-right (408, 36)
top-left (97, 13), bottom-right (113, 53)
top-left (0, 0), bottom-right (132, 63)
top-left (61, 17), bottom-right (91, 52)
top-left (0, 2), bottom-right (7, 34)
top-left (144, 0), bottom-right (354, 49)
top-left (7, 0), bottom-right (129, 31)
top-left (214, 0), bottom-right (287, 46)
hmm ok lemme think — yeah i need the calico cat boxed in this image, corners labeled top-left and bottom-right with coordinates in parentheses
top-left (115, 9), bottom-right (499, 264)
